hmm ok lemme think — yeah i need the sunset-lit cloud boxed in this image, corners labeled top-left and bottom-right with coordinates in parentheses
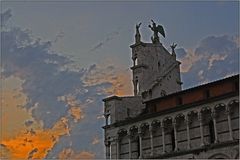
top-left (83, 63), bottom-right (133, 96)
top-left (91, 136), bottom-right (100, 145)
top-left (58, 148), bottom-right (95, 159)
top-left (177, 35), bottom-right (239, 88)
top-left (178, 48), bottom-right (202, 73)
top-left (1, 116), bottom-right (70, 159)
top-left (68, 107), bottom-right (84, 123)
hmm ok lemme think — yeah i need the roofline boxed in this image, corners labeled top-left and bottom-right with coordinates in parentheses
top-left (144, 74), bottom-right (239, 104)
top-left (103, 92), bottom-right (238, 129)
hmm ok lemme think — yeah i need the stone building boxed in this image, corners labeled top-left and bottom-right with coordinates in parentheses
top-left (102, 22), bottom-right (239, 159)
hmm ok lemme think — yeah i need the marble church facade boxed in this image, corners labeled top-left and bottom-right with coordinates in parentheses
top-left (102, 21), bottom-right (239, 159)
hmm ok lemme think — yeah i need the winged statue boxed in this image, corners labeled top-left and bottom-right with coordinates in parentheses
top-left (148, 19), bottom-right (165, 43)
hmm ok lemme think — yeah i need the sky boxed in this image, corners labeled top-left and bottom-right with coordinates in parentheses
top-left (0, 1), bottom-right (239, 159)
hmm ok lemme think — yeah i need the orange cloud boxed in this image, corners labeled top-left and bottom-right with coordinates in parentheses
top-left (1, 116), bottom-right (70, 159)
top-left (58, 148), bottom-right (95, 159)
top-left (58, 95), bottom-right (85, 122)
top-left (1, 77), bottom-right (33, 141)
top-left (68, 107), bottom-right (84, 123)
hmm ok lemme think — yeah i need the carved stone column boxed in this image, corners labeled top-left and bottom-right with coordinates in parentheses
top-left (104, 140), bottom-right (110, 159)
top-left (185, 116), bottom-right (191, 149)
top-left (211, 110), bottom-right (218, 143)
top-left (173, 119), bottom-right (178, 151)
top-left (226, 107), bottom-right (233, 140)
top-left (149, 125), bottom-right (154, 156)
top-left (161, 122), bottom-right (165, 153)
top-left (138, 130), bottom-right (143, 159)
top-left (198, 112), bottom-right (204, 146)
top-left (128, 134), bottom-right (132, 159)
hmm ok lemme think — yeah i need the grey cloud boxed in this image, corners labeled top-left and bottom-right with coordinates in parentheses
top-left (89, 30), bottom-right (120, 52)
top-left (1, 9), bottom-right (12, 27)
top-left (54, 31), bottom-right (64, 43)
top-left (176, 48), bottom-right (187, 59)
top-left (182, 35), bottom-right (239, 89)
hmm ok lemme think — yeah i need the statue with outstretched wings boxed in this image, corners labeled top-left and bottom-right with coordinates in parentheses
top-left (149, 19), bottom-right (165, 43)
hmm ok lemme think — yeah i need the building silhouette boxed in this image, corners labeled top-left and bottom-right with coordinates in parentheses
top-left (102, 22), bottom-right (239, 159)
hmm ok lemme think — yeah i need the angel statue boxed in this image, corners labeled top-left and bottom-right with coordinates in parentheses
top-left (148, 19), bottom-right (165, 43)
top-left (136, 22), bottom-right (142, 34)
top-left (170, 42), bottom-right (177, 55)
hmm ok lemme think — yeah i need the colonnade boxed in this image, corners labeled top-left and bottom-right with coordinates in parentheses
top-left (105, 99), bottom-right (238, 159)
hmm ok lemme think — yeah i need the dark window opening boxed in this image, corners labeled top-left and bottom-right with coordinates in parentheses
top-left (149, 89), bottom-right (152, 98)
top-left (209, 120), bottom-right (215, 143)
top-left (205, 89), bottom-right (210, 99)
top-left (176, 97), bottom-right (183, 105)
top-left (171, 129), bottom-right (175, 151)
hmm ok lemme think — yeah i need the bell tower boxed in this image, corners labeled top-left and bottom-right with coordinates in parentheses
top-left (130, 21), bottom-right (182, 101)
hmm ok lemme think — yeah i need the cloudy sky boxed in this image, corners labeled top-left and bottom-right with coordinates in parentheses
top-left (1, 1), bottom-right (239, 159)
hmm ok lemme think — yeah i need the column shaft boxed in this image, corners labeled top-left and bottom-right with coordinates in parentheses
top-left (139, 134), bottom-right (143, 159)
top-left (149, 126), bottom-right (154, 156)
top-left (173, 121), bottom-right (178, 151)
top-left (186, 119), bottom-right (191, 149)
top-left (161, 125), bottom-right (165, 153)
top-left (116, 138), bottom-right (120, 159)
top-left (212, 112), bottom-right (218, 143)
top-left (128, 136), bottom-right (132, 159)
top-left (227, 113), bottom-right (233, 140)
top-left (198, 112), bottom-right (204, 146)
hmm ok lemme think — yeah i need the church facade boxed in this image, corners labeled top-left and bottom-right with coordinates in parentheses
top-left (102, 21), bottom-right (239, 159)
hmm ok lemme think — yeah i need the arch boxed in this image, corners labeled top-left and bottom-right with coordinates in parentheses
top-left (151, 119), bottom-right (160, 126)
top-left (129, 125), bottom-right (138, 132)
top-left (208, 153), bottom-right (230, 159)
top-left (118, 128), bottom-right (128, 136)
top-left (163, 116), bottom-right (173, 122)
top-left (214, 103), bottom-right (226, 110)
top-left (140, 122), bottom-right (149, 129)
top-left (201, 106), bottom-right (212, 112)
top-left (175, 113), bottom-right (185, 120)
top-left (187, 110), bottom-right (198, 116)
top-left (228, 99), bottom-right (239, 106)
